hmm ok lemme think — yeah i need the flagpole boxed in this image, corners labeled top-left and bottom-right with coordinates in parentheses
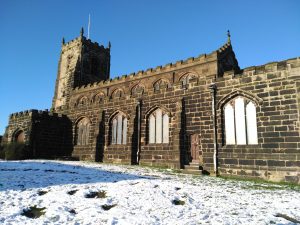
top-left (88, 14), bottom-right (91, 39)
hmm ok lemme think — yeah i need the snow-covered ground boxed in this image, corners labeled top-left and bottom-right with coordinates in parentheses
top-left (0, 160), bottom-right (299, 225)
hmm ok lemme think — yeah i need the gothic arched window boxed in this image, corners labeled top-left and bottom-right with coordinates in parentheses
top-left (93, 93), bottom-right (105, 104)
top-left (153, 79), bottom-right (170, 92)
top-left (224, 97), bottom-right (258, 145)
top-left (131, 84), bottom-right (144, 96)
top-left (76, 118), bottom-right (91, 145)
top-left (148, 108), bottom-right (169, 144)
top-left (78, 96), bottom-right (88, 106)
top-left (111, 89), bottom-right (124, 99)
top-left (111, 112), bottom-right (127, 145)
top-left (179, 73), bottom-right (197, 89)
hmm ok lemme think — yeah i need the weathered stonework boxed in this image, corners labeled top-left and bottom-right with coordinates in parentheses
top-left (2, 29), bottom-right (300, 184)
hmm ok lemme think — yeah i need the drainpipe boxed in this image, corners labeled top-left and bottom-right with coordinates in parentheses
top-left (209, 83), bottom-right (218, 175)
top-left (136, 100), bottom-right (142, 164)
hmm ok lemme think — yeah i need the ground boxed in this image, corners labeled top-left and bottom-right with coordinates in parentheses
top-left (0, 160), bottom-right (299, 225)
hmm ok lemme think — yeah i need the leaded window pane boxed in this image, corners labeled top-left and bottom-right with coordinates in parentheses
top-left (149, 114), bottom-right (155, 143)
top-left (224, 103), bottom-right (236, 145)
top-left (112, 119), bottom-right (117, 144)
top-left (234, 97), bottom-right (247, 145)
top-left (163, 114), bottom-right (169, 143)
top-left (246, 102), bottom-right (258, 144)
top-left (117, 114), bottom-right (123, 144)
top-left (122, 118), bottom-right (127, 144)
top-left (155, 109), bottom-right (162, 143)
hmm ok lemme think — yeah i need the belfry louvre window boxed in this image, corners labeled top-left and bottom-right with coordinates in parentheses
top-left (76, 118), bottom-right (90, 145)
top-left (149, 109), bottom-right (169, 144)
top-left (111, 113), bottom-right (127, 145)
top-left (224, 97), bottom-right (258, 145)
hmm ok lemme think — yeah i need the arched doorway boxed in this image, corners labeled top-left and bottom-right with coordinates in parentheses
top-left (14, 130), bottom-right (25, 143)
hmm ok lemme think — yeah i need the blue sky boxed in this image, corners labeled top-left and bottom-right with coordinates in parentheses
top-left (0, 0), bottom-right (299, 134)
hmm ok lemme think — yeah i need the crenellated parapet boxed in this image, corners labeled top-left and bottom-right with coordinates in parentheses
top-left (10, 109), bottom-right (66, 120)
top-left (72, 52), bottom-right (216, 94)
top-left (61, 35), bottom-right (110, 53)
top-left (224, 57), bottom-right (300, 78)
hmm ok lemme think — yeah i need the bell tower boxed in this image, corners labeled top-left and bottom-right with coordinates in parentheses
top-left (52, 28), bottom-right (111, 109)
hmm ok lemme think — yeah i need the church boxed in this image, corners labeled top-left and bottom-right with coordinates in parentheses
top-left (2, 29), bottom-right (300, 184)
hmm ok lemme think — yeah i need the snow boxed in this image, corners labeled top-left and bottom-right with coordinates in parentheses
top-left (0, 160), bottom-right (299, 225)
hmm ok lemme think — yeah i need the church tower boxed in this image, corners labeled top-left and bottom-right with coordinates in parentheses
top-left (52, 28), bottom-right (111, 109)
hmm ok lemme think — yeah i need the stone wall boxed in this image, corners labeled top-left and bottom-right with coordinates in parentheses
top-left (65, 47), bottom-right (222, 171)
top-left (216, 59), bottom-right (300, 183)
top-left (65, 52), bottom-right (300, 183)
top-left (7, 110), bottom-right (72, 158)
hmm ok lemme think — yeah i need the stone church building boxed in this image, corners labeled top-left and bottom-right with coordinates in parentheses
top-left (2, 29), bottom-right (300, 183)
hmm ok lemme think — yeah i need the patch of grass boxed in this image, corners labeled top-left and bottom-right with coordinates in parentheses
top-left (139, 164), bottom-right (182, 174)
top-left (67, 190), bottom-right (78, 195)
top-left (69, 209), bottom-right (77, 214)
top-left (101, 204), bottom-right (117, 210)
top-left (21, 206), bottom-right (46, 218)
top-left (85, 190), bottom-right (107, 199)
top-left (218, 175), bottom-right (300, 191)
top-left (172, 199), bottom-right (185, 205)
top-left (37, 190), bottom-right (48, 196)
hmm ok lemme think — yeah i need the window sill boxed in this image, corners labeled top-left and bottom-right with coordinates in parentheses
top-left (147, 143), bottom-right (170, 146)
top-left (221, 144), bottom-right (259, 149)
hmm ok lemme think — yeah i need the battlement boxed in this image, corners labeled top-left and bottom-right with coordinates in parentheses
top-left (72, 51), bottom-right (216, 93)
top-left (62, 36), bottom-right (110, 52)
top-left (229, 57), bottom-right (300, 77)
top-left (10, 109), bottom-right (65, 119)
top-left (70, 38), bottom-right (236, 94)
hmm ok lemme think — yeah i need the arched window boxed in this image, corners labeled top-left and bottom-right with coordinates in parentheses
top-left (224, 97), bottom-right (258, 145)
top-left (179, 73), bottom-right (197, 89)
top-left (78, 97), bottom-right (88, 106)
top-left (153, 79), bottom-right (170, 92)
top-left (76, 118), bottom-right (91, 145)
top-left (112, 89), bottom-right (124, 99)
top-left (111, 112), bottom-right (127, 145)
top-left (14, 130), bottom-right (25, 143)
top-left (148, 108), bottom-right (169, 144)
top-left (93, 93), bottom-right (105, 104)
top-left (131, 84), bottom-right (144, 96)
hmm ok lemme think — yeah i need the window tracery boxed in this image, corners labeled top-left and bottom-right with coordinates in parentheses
top-left (224, 97), bottom-right (258, 145)
top-left (148, 108), bottom-right (169, 144)
top-left (111, 112), bottom-right (127, 145)
top-left (76, 117), bottom-right (91, 145)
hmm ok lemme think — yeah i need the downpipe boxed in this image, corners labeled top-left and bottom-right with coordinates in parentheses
top-left (209, 83), bottom-right (218, 175)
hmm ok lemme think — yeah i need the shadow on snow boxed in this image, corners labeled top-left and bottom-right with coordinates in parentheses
top-left (0, 160), bottom-right (153, 191)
